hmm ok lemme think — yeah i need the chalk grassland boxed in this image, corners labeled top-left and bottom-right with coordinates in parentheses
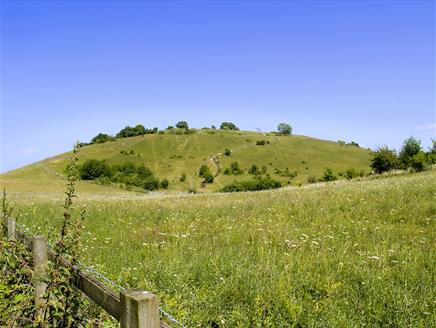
top-left (2, 170), bottom-right (435, 327)
top-left (0, 130), bottom-right (371, 192)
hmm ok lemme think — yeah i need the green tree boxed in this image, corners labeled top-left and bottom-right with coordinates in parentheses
top-left (399, 137), bottom-right (421, 168)
top-left (91, 133), bottom-right (113, 144)
top-left (410, 152), bottom-right (428, 172)
top-left (370, 146), bottom-right (399, 174)
top-left (277, 123), bottom-right (292, 136)
top-left (220, 122), bottom-right (239, 130)
top-left (176, 121), bottom-right (189, 129)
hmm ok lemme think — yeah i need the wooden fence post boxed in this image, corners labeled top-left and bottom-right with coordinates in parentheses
top-left (33, 235), bottom-right (48, 319)
top-left (7, 218), bottom-right (16, 241)
top-left (120, 289), bottom-right (160, 328)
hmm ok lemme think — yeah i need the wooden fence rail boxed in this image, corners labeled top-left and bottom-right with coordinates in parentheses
top-left (5, 218), bottom-right (170, 328)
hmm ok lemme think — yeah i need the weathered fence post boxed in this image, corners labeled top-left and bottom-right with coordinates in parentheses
top-left (7, 218), bottom-right (16, 241)
top-left (33, 235), bottom-right (48, 319)
top-left (120, 289), bottom-right (160, 328)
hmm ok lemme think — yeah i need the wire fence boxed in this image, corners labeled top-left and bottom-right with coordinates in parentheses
top-left (15, 221), bottom-right (186, 328)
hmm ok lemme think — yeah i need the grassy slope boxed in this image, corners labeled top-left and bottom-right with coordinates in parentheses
top-left (1, 130), bottom-right (371, 193)
top-left (3, 171), bottom-right (435, 327)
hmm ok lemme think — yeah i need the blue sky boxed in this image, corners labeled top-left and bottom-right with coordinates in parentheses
top-left (1, 0), bottom-right (435, 173)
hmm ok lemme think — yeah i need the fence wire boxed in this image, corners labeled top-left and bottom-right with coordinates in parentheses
top-left (13, 222), bottom-right (186, 328)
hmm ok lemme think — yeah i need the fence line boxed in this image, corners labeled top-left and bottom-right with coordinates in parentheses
top-left (5, 217), bottom-right (179, 328)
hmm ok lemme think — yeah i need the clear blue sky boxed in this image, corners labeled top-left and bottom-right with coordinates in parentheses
top-left (1, 0), bottom-right (435, 173)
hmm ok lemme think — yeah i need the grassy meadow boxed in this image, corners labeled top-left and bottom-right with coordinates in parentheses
top-left (1, 130), bottom-right (371, 192)
top-left (1, 170), bottom-right (435, 327)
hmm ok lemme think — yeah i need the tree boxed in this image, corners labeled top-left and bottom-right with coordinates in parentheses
top-left (220, 122), bottom-right (239, 130)
top-left (399, 137), bottom-right (421, 168)
top-left (370, 146), bottom-right (399, 174)
top-left (175, 121), bottom-right (189, 129)
top-left (91, 133), bottom-right (113, 144)
top-left (277, 123), bottom-right (292, 136)
top-left (410, 152), bottom-right (428, 172)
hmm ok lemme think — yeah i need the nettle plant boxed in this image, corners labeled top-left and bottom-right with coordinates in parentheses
top-left (1, 146), bottom-right (112, 327)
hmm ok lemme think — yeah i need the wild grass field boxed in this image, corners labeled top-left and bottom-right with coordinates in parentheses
top-left (2, 170), bottom-right (435, 327)
top-left (0, 130), bottom-right (371, 192)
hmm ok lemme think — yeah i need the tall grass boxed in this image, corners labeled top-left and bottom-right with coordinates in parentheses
top-left (5, 171), bottom-right (436, 327)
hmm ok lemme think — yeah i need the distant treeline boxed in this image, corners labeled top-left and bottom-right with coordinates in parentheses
top-left (79, 121), bottom-right (294, 147)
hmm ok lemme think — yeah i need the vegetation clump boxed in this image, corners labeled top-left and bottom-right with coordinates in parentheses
top-left (322, 168), bottom-right (337, 182)
top-left (198, 164), bottom-right (214, 184)
top-left (277, 122), bottom-right (292, 136)
top-left (78, 159), bottom-right (165, 191)
top-left (221, 178), bottom-right (282, 192)
top-left (220, 122), bottom-right (239, 130)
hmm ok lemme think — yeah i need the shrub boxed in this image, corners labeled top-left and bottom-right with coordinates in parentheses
top-left (160, 178), bottom-right (169, 189)
top-left (223, 168), bottom-right (231, 175)
top-left (224, 148), bottom-right (231, 156)
top-left (199, 164), bottom-right (212, 178)
top-left (79, 159), bottom-right (111, 180)
top-left (348, 141), bottom-right (359, 147)
top-left (180, 173), bottom-right (186, 182)
top-left (144, 177), bottom-right (160, 191)
top-left (307, 175), bottom-right (317, 184)
top-left (203, 173), bottom-right (214, 184)
top-left (221, 178), bottom-right (281, 192)
top-left (176, 121), bottom-right (189, 129)
top-left (322, 168), bottom-right (337, 182)
top-left (248, 164), bottom-right (260, 175)
top-left (256, 140), bottom-right (266, 146)
top-left (345, 168), bottom-right (358, 180)
top-left (277, 123), bottom-right (292, 136)
top-left (370, 146), bottom-right (399, 174)
top-left (230, 161), bottom-right (243, 175)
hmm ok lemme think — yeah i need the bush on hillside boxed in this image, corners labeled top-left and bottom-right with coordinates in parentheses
top-left (370, 146), bottom-right (399, 174)
top-left (199, 164), bottom-right (212, 178)
top-left (322, 168), bottom-right (337, 182)
top-left (78, 160), bottom-right (165, 191)
top-left (160, 178), bottom-right (169, 189)
top-left (224, 148), bottom-right (231, 156)
top-left (79, 159), bottom-right (111, 180)
top-left (230, 161), bottom-right (243, 175)
top-left (345, 168), bottom-right (358, 180)
top-left (221, 178), bottom-right (282, 193)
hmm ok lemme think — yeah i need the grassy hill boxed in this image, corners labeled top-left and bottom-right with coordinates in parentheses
top-left (1, 129), bottom-right (372, 193)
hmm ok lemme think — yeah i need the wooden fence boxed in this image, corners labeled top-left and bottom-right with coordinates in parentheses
top-left (5, 218), bottom-right (171, 328)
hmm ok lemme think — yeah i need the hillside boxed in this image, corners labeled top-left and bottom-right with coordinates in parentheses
top-left (1, 129), bottom-right (372, 193)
